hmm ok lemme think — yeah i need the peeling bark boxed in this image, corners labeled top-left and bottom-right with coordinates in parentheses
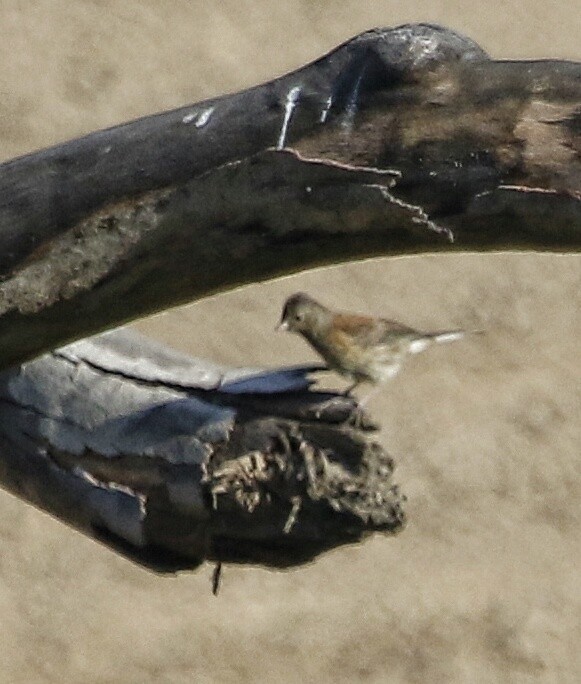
top-left (0, 329), bottom-right (405, 572)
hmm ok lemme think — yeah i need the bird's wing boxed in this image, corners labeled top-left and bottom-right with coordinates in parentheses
top-left (332, 314), bottom-right (418, 347)
top-left (378, 318), bottom-right (419, 336)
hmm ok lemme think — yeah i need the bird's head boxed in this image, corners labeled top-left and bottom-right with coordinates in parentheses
top-left (276, 293), bottom-right (331, 336)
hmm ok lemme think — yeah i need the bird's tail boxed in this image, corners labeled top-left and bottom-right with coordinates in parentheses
top-left (408, 329), bottom-right (478, 354)
top-left (432, 330), bottom-right (467, 345)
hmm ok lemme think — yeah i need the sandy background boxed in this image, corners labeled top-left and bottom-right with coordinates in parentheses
top-left (0, 2), bottom-right (580, 682)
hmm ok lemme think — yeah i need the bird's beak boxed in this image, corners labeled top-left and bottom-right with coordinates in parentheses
top-left (275, 320), bottom-right (289, 332)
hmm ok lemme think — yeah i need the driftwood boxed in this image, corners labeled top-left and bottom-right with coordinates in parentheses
top-left (0, 329), bottom-right (404, 577)
top-left (0, 24), bottom-right (579, 580)
top-left (0, 23), bottom-right (579, 369)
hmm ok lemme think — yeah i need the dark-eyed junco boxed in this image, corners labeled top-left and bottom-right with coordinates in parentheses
top-left (277, 292), bottom-right (472, 404)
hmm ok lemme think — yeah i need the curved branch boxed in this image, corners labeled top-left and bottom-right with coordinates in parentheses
top-left (0, 24), bottom-right (579, 368)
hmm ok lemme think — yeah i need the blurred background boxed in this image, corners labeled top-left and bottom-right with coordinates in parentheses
top-left (0, 2), bottom-right (579, 682)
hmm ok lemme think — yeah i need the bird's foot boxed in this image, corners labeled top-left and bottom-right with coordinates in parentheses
top-left (347, 405), bottom-right (379, 431)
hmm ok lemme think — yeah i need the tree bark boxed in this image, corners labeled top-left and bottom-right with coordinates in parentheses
top-left (0, 23), bottom-right (579, 369)
top-left (0, 329), bottom-right (404, 573)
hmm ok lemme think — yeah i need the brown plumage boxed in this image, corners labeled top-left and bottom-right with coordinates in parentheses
top-left (277, 293), bottom-right (469, 402)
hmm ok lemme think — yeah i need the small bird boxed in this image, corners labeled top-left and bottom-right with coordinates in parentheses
top-left (277, 293), bottom-right (470, 405)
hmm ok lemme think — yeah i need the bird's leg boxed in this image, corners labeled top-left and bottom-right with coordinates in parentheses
top-left (357, 384), bottom-right (381, 410)
top-left (343, 380), bottom-right (360, 397)
top-left (345, 385), bottom-right (380, 430)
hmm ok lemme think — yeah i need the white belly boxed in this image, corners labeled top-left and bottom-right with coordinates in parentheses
top-left (368, 361), bottom-right (401, 384)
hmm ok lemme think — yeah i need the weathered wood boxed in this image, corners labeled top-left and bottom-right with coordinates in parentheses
top-left (0, 329), bottom-right (405, 572)
top-left (0, 23), bottom-right (579, 369)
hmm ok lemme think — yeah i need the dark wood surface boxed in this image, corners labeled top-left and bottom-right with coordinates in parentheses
top-left (0, 24), bottom-right (578, 369)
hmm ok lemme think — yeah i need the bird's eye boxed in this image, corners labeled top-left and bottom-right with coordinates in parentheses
top-left (295, 312), bottom-right (304, 322)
